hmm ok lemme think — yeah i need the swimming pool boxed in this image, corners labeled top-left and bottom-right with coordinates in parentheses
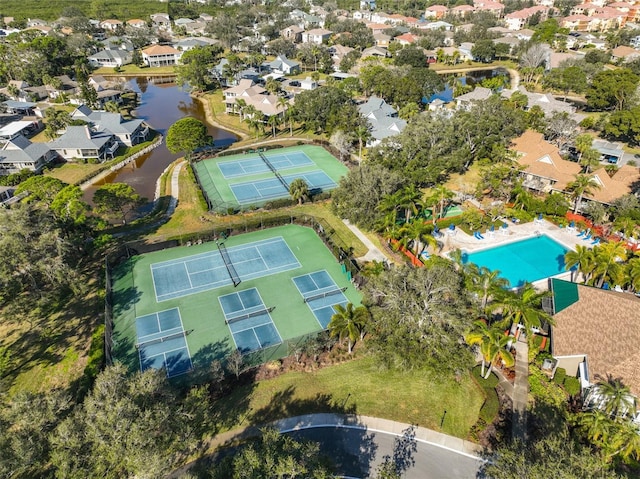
top-left (461, 235), bottom-right (570, 288)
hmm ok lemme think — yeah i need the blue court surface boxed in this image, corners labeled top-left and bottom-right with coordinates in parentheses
top-left (135, 308), bottom-right (192, 377)
top-left (151, 237), bottom-right (301, 302)
top-left (218, 151), bottom-right (314, 179)
top-left (231, 170), bottom-right (336, 205)
top-left (219, 288), bottom-right (282, 353)
top-left (292, 271), bottom-right (349, 329)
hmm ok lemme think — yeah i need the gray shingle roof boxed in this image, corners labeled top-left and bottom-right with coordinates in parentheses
top-left (1, 135), bottom-right (52, 163)
top-left (49, 126), bottom-right (113, 150)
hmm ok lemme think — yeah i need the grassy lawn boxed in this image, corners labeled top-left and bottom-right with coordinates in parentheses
top-left (44, 133), bottom-right (159, 185)
top-left (204, 91), bottom-right (250, 136)
top-left (153, 169), bottom-right (368, 257)
top-left (216, 355), bottom-right (484, 439)
top-left (443, 162), bottom-right (482, 195)
top-left (93, 65), bottom-right (177, 76)
top-left (0, 266), bottom-right (103, 397)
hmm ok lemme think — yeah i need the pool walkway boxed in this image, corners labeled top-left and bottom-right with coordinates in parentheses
top-left (441, 218), bottom-right (590, 262)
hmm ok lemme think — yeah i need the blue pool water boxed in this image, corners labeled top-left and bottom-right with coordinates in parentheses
top-left (461, 235), bottom-right (569, 288)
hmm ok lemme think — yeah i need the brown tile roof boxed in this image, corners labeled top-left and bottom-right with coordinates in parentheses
top-left (511, 130), bottom-right (581, 189)
top-left (553, 284), bottom-right (640, 396)
top-left (587, 165), bottom-right (640, 204)
top-left (142, 45), bottom-right (180, 56)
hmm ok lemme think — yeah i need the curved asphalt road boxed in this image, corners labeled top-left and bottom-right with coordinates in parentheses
top-left (286, 426), bottom-right (484, 479)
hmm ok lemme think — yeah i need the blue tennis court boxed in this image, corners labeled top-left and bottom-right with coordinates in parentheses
top-left (218, 151), bottom-right (314, 179)
top-left (231, 170), bottom-right (337, 205)
top-left (292, 271), bottom-right (349, 328)
top-left (219, 288), bottom-right (282, 353)
top-left (135, 308), bottom-right (192, 377)
top-left (151, 237), bottom-right (300, 302)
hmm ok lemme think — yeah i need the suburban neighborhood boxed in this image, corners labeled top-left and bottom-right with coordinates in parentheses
top-left (1, 0), bottom-right (640, 476)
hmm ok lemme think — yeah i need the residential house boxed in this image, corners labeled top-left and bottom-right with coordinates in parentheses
top-left (0, 186), bottom-right (15, 204)
top-left (174, 37), bottom-right (218, 51)
top-left (2, 80), bottom-right (48, 102)
top-left (451, 5), bottom-right (476, 18)
top-left (88, 50), bottom-right (132, 68)
top-left (0, 135), bottom-right (57, 174)
top-left (511, 129), bottom-right (582, 193)
top-left (422, 20), bottom-right (454, 31)
top-left (141, 45), bottom-right (182, 67)
top-left (395, 32), bottom-right (418, 45)
top-left (126, 19), bottom-right (147, 29)
top-left (199, 13), bottom-right (214, 22)
top-left (302, 28), bottom-right (333, 44)
top-left (329, 44), bottom-right (355, 68)
top-left (150, 13), bottom-right (172, 32)
top-left (550, 278), bottom-right (640, 417)
top-left (474, 0), bottom-right (505, 16)
top-left (280, 25), bottom-right (304, 43)
top-left (268, 55), bottom-right (301, 75)
top-left (223, 79), bottom-right (289, 118)
top-left (360, 0), bottom-right (377, 9)
top-left (493, 36), bottom-right (521, 55)
top-left (26, 18), bottom-right (47, 28)
top-left (100, 19), bottom-right (123, 31)
top-left (502, 86), bottom-right (585, 122)
top-left (611, 45), bottom-right (640, 62)
top-left (505, 6), bottom-right (549, 30)
top-left (511, 130), bottom-right (640, 205)
top-left (361, 46), bottom-right (390, 58)
top-left (456, 86), bottom-right (493, 110)
top-left (45, 75), bottom-right (77, 101)
top-left (102, 36), bottom-right (134, 52)
top-left (373, 33), bottom-right (391, 47)
top-left (425, 5), bottom-right (449, 19)
top-left (71, 105), bottom-right (150, 147)
top-left (365, 23), bottom-right (390, 35)
top-left (49, 125), bottom-right (119, 161)
top-left (358, 96), bottom-right (407, 147)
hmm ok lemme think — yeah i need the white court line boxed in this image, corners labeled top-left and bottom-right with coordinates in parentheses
top-left (279, 424), bottom-right (486, 462)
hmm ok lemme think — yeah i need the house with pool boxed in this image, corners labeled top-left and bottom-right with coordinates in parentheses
top-left (549, 278), bottom-right (640, 422)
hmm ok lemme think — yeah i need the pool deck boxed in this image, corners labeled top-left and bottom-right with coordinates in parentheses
top-left (438, 219), bottom-right (593, 289)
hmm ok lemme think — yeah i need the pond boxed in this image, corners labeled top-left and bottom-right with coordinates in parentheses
top-left (426, 67), bottom-right (510, 104)
top-left (84, 76), bottom-right (238, 203)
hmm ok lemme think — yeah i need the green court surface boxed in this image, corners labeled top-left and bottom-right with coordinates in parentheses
top-left (192, 145), bottom-right (349, 213)
top-left (110, 225), bottom-right (362, 378)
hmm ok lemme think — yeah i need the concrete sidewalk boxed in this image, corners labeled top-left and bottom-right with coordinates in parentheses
top-left (342, 220), bottom-right (388, 263)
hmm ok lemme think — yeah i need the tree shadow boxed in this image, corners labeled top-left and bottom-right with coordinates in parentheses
top-left (378, 425), bottom-right (418, 477)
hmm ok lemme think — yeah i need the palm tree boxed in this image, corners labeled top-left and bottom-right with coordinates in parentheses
top-left (235, 98), bottom-right (247, 120)
top-left (427, 185), bottom-right (455, 225)
top-left (267, 114), bottom-right (280, 138)
top-left (328, 303), bottom-right (369, 354)
top-left (592, 242), bottom-right (627, 288)
top-left (608, 420), bottom-right (640, 463)
top-left (490, 283), bottom-right (554, 341)
top-left (564, 245), bottom-right (595, 283)
top-left (591, 375), bottom-right (637, 420)
top-left (625, 255), bottom-right (640, 292)
top-left (399, 220), bottom-right (437, 258)
top-left (579, 148), bottom-right (601, 173)
top-left (288, 178), bottom-right (309, 205)
top-left (354, 124), bottom-right (371, 160)
top-left (397, 185), bottom-right (423, 224)
top-left (576, 410), bottom-right (615, 446)
top-left (465, 320), bottom-right (514, 379)
top-left (466, 265), bottom-right (509, 312)
top-left (567, 174), bottom-right (601, 214)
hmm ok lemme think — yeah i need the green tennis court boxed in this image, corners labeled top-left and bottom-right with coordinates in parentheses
top-left (110, 225), bottom-right (362, 378)
top-left (192, 145), bottom-right (349, 212)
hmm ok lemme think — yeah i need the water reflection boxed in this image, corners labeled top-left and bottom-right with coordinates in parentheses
top-left (83, 77), bottom-right (238, 202)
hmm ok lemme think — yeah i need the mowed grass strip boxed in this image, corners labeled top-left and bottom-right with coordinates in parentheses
top-left (219, 355), bottom-right (483, 439)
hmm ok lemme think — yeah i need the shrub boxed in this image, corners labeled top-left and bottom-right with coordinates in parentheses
top-left (563, 376), bottom-right (581, 397)
top-left (264, 197), bottom-right (295, 209)
top-left (553, 367), bottom-right (566, 385)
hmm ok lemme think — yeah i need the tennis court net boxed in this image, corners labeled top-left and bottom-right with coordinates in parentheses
top-left (135, 330), bottom-right (190, 349)
top-left (259, 152), bottom-right (288, 190)
top-left (218, 241), bottom-right (241, 287)
top-left (303, 287), bottom-right (348, 303)
top-left (226, 306), bottom-right (275, 324)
